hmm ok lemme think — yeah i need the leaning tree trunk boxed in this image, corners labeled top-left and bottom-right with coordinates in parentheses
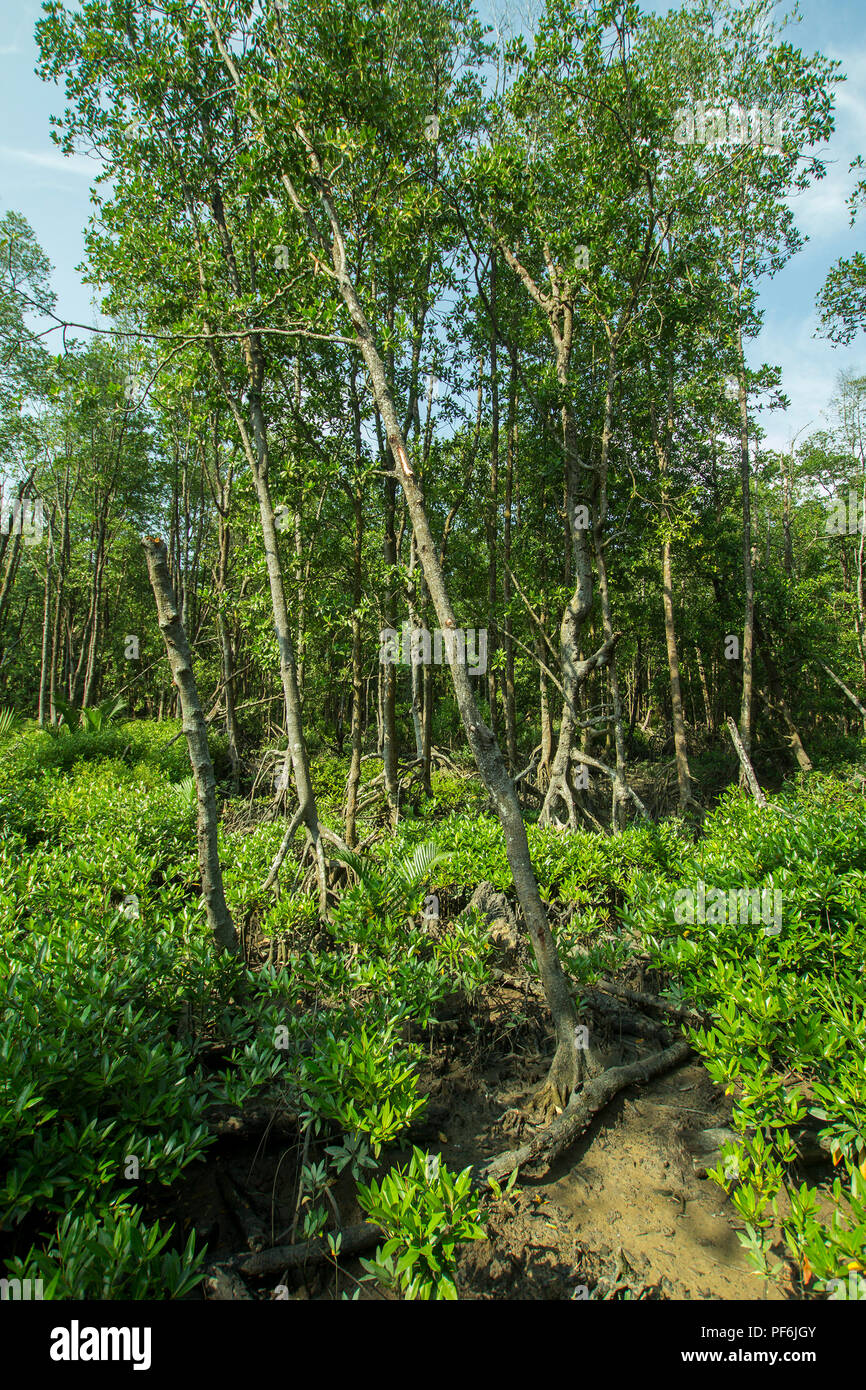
top-left (661, 535), bottom-right (693, 810)
top-left (330, 268), bottom-right (585, 1103)
top-left (143, 537), bottom-right (238, 957)
top-left (201, 23), bottom-right (587, 1105)
top-left (591, 369), bottom-right (629, 832)
top-left (735, 245), bottom-right (755, 784)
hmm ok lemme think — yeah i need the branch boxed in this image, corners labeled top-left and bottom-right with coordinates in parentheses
top-left (262, 801), bottom-right (307, 891)
top-left (816, 659), bottom-right (866, 720)
top-left (725, 716), bottom-right (767, 807)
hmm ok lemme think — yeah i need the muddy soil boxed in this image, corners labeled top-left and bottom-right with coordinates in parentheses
top-left (149, 974), bottom-right (799, 1302)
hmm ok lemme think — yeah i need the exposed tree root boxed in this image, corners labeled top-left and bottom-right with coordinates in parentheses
top-left (478, 1037), bottom-right (692, 1186)
top-left (538, 747), bottom-right (650, 827)
top-left (595, 979), bottom-right (708, 1028)
top-left (679, 795), bottom-right (706, 829)
top-left (531, 1026), bottom-right (607, 1119)
top-left (231, 1222), bottom-right (384, 1278)
top-left (540, 770), bottom-right (580, 829)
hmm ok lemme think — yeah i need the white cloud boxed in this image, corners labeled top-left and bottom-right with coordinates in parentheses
top-left (0, 145), bottom-right (98, 177)
top-left (781, 41), bottom-right (866, 243)
top-left (755, 310), bottom-right (864, 450)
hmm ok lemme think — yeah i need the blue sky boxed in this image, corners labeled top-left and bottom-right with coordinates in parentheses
top-left (1, 0), bottom-right (864, 452)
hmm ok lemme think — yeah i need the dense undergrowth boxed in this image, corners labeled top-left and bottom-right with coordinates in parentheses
top-left (1, 720), bottom-right (864, 1298)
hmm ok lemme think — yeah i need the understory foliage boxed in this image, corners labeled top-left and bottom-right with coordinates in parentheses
top-left (1, 723), bottom-right (863, 1297)
top-left (0, 724), bottom-right (492, 1298)
top-left (624, 775), bottom-right (866, 1297)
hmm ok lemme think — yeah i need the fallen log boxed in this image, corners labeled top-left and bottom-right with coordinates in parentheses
top-left (687, 1123), bottom-right (835, 1177)
top-left (217, 1170), bottom-right (269, 1252)
top-left (577, 988), bottom-right (672, 1043)
top-left (236, 1222), bottom-right (384, 1278)
top-left (596, 980), bottom-right (708, 1028)
top-left (725, 715), bottom-right (767, 806)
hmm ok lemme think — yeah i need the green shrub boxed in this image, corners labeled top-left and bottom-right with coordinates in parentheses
top-left (4, 1204), bottom-right (206, 1300)
top-left (357, 1147), bottom-right (487, 1300)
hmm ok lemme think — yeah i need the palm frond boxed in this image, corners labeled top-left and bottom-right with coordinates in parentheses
top-left (170, 775), bottom-right (197, 812)
top-left (392, 841), bottom-right (450, 890)
top-left (53, 695), bottom-right (78, 729)
top-left (331, 839), bottom-right (448, 916)
top-left (328, 843), bottom-right (388, 898)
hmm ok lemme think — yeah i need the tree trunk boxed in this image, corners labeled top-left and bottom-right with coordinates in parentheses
top-left (540, 333), bottom-right (605, 827)
top-left (650, 381), bottom-right (693, 810)
top-left (486, 256), bottom-right (500, 736)
top-left (38, 528), bottom-right (52, 725)
top-left (327, 231), bottom-right (583, 1101)
top-left (537, 629), bottom-right (552, 787)
top-left (382, 469), bottom-right (400, 824)
top-left (662, 536), bottom-right (693, 809)
top-left (199, 185), bottom-right (327, 911)
top-left (143, 537), bottom-right (238, 957)
top-left (345, 484), bottom-right (364, 846)
top-left (857, 466), bottom-right (866, 687)
top-left (735, 244), bottom-right (756, 781)
top-left (421, 660), bottom-right (433, 796)
top-left (216, 519), bottom-right (241, 787)
top-left (696, 646), bottom-right (714, 734)
top-left (503, 344), bottom-right (518, 770)
top-left (591, 368), bottom-right (629, 831)
top-left (754, 619), bottom-right (812, 772)
top-left (407, 534), bottom-right (425, 760)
